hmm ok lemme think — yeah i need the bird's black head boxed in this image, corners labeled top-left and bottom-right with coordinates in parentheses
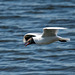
top-left (25, 38), bottom-right (35, 47)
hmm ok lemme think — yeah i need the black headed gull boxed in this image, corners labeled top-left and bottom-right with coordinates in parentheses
top-left (23, 27), bottom-right (70, 47)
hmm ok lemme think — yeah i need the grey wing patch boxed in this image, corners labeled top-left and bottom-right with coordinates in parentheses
top-left (42, 29), bottom-right (58, 37)
top-left (42, 27), bottom-right (67, 37)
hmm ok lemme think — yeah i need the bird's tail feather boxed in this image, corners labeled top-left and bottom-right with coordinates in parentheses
top-left (59, 37), bottom-right (70, 42)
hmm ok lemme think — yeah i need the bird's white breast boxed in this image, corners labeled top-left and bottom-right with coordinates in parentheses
top-left (33, 36), bottom-right (58, 45)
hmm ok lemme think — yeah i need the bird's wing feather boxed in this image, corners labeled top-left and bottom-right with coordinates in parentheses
top-left (42, 27), bottom-right (67, 37)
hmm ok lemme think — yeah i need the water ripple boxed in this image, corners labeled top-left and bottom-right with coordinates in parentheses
top-left (0, 0), bottom-right (75, 75)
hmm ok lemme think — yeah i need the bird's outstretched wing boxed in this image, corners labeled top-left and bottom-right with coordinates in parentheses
top-left (42, 27), bottom-right (67, 37)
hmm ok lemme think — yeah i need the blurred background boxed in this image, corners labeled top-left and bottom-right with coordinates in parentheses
top-left (0, 0), bottom-right (75, 75)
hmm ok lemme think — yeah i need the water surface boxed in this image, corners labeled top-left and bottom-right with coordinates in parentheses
top-left (0, 0), bottom-right (75, 75)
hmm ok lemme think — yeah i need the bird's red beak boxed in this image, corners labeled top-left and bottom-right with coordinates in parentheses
top-left (25, 42), bottom-right (30, 47)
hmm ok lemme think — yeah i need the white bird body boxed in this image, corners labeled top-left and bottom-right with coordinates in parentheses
top-left (33, 36), bottom-right (58, 45)
top-left (23, 27), bottom-right (70, 46)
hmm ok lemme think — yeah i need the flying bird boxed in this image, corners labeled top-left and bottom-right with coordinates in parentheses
top-left (23, 27), bottom-right (70, 47)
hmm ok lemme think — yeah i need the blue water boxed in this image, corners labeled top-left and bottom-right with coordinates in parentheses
top-left (0, 0), bottom-right (75, 75)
